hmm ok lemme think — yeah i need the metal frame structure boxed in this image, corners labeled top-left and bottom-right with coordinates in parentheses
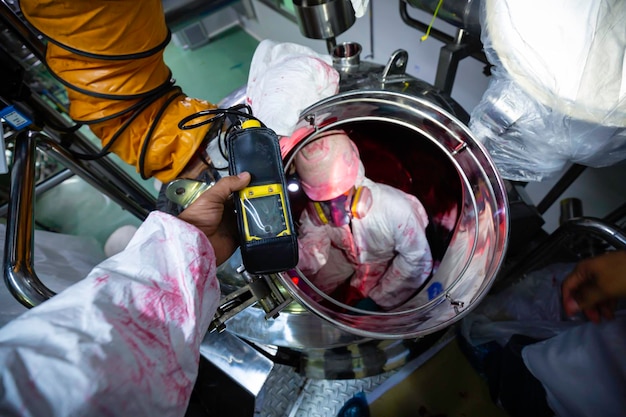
top-left (0, 1), bottom-right (156, 308)
top-left (399, 0), bottom-right (487, 95)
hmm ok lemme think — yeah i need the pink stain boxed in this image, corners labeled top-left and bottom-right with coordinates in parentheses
top-left (20, 377), bottom-right (49, 415)
top-left (139, 275), bottom-right (190, 326)
top-left (86, 211), bottom-right (218, 410)
top-left (186, 250), bottom-right (217, 334)
top-left (402, 226), bottom-right (419, 243)
top-left (94, 274), bottom-right (110, 287)
top-left (300, 138), bottom-right (329, 160)
top-left (107, 302), bottom-right (196, 407)
top-left (154, 236), bottom-right (167, 244)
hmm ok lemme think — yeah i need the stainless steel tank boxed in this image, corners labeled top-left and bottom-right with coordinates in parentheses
top-left (217, 45), bottom-right (508, 378)
top-left (330, 41), bottom-right (469, 121)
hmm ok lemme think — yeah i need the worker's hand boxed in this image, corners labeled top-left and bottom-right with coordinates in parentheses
top-left (562, 250), bottom-right (626, 322)
top-left (178, 172), bottom-right (251, 265)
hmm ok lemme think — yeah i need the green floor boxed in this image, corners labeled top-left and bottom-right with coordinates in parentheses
top-left (164, 26), bottom-right (259, 103)
top-left (34, 26), bottom-right (259, 250)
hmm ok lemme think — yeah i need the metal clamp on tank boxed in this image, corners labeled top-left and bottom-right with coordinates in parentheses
top-left (209, 266), bottom-right (292, 333)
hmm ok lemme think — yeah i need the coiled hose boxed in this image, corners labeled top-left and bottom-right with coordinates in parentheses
top-left (19, 0), bottom-right (218, 183)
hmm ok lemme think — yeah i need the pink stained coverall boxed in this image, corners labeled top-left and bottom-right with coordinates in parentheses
top-left (0, 211), bottom-right (220, 417)
top-left (297, 176), bottom-right (434, 310)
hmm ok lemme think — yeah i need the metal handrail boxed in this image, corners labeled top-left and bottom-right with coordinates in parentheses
top-left (492, 217), bottom-right (626, 293)
top-left (3, 129), bottom-right (159, 308)
top-left (4, 130), bottom-right (55, 307)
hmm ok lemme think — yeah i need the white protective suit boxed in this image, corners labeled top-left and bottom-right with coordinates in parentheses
top-left (245, 39), bottom-right (339, 137)
top-left (0, 211), bottom-right (220, 417)
top-left (297, 174), bottom-right (434, 310)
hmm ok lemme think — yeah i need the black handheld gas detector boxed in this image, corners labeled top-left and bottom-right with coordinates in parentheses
top-left (228, 120), bottom-right (298, 274)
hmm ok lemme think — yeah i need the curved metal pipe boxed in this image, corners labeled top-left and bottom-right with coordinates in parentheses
top-left (4, 130), bottom-right (55, 308)
top-left (563, 218), bottom-right (626, 248)
top-left (4, 130), bottom-right (154, 308)
top-left (493, 217), bottom-right (626, 293)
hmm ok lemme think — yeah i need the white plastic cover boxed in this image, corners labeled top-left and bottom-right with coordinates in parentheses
top-left (245, 40), bottom-right (340, 137)
top-left (0, 212), bottom-right (219, 417)
top-left (460, 263), bottom-right (581, 347)
top-left (0, 224), bottom-right (105, 328)
top-left (350, 0), bottom-right (369, 18)
top-left (460, 260), bottom-right (626, 416)
top-left (470, 0), bottom-right (626, 181)
top-left (523, 314), bottom-right (626, 417)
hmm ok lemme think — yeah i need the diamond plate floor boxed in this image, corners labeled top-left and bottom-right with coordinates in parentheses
top-left (256, 364), bottom-right (306, 417)
top-left (288, 374), bottom-right (394, 417)
top-left (256, 364), bottom-right (395, 417)
top-left (252, 330), bottom-right (459, 417)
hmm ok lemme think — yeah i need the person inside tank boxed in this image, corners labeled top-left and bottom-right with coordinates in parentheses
top-left (294, 130), bottom-right (434, 311)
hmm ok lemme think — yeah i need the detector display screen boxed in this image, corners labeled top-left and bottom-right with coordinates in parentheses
top-left (240, 184), bottom-right (291, 241)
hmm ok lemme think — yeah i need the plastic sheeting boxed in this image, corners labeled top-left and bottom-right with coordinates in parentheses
top-left (245, 40), bottom-right (339, 137)
top-left (460, 263), bottom-right (581, 347)
top-left (469, 0), bottom-right (626, 181)
top-left (0, 211), bottom-right (219, 416)
top-left (461, 261), bottom-right (626, 416)
top-left (523, 314), bottom-right (626, 417)
top-left (0, 224), bottom-right (105, 328)
top-left (350, 0), bottom-right (370, 18)
top-left (34, 176), bottom-right (143, 248)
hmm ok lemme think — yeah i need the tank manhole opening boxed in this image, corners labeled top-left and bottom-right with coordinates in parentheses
top-left (285, 120), bottom-right (462, 315)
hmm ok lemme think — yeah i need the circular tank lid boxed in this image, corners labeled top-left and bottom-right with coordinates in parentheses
top-left (226, 89), bottom-right (509, 342)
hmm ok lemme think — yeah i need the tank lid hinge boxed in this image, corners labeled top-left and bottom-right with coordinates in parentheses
top-left (446, 293), bottom-right (465, 314)
top-left (382, 49), bottom-right (409, 81)
top-left (209, 268), bottom-right (292, 333)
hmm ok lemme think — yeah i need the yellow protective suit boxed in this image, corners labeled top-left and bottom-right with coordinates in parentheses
top-left (20, 0), bottom-right (216, 182)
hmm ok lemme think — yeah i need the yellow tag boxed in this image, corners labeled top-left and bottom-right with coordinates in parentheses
top-left (421, 0), bottom-right (445, 42)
